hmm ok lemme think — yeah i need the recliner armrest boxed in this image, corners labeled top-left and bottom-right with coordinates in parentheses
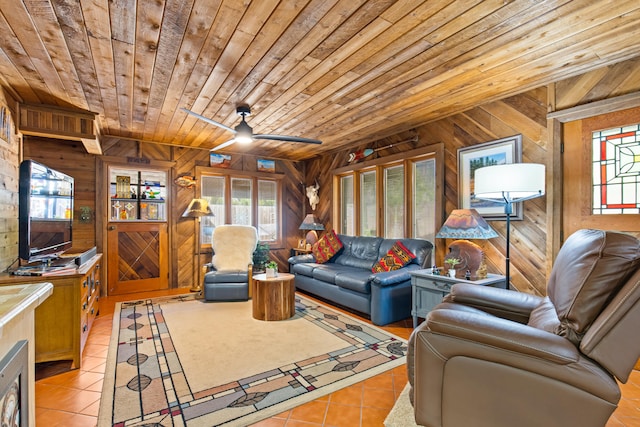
top-left (443, 282), bottom-right (544, 323)
top-left (423, 308), bottom-right (578, 363)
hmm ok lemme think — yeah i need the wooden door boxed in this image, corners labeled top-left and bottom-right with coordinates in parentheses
top-left (107, 221), bottom-right (168, 295)
top-left (563, 105), bottom-right (640, 238)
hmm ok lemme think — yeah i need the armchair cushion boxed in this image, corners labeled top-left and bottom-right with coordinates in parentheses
top-left (547, 229), bottom-right (640, 345)
top-left (211, 224), bottom-right (258, 271)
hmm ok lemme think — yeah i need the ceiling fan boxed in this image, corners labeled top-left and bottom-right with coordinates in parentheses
top-left (182, 105), bottom-right (322, 151)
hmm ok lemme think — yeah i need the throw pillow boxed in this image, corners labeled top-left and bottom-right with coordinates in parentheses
top-left (372, 241), bottom-right (416, 273)
top-left (312, 230), bottom-right (343, 264)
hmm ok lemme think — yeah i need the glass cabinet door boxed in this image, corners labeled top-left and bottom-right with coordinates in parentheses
top-left (109, 167), bottom-right (167, 221)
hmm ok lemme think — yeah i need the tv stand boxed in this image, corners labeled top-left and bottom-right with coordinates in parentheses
top-left (0, 254), bottom-right (102, 368)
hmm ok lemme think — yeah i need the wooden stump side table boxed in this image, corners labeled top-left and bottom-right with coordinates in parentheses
top-left (252, 273), bottom-right (296, 321)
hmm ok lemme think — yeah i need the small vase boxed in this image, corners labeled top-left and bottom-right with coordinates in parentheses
top-left (266, 268), bottom-right (277, 278)
top-left (448, 269), bottom-right (456, 278)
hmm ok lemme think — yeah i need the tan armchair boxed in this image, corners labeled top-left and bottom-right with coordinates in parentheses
top-left (408, 229), bottom-right (640, 427)
top-left (203, 224), bottom-right (258, 301)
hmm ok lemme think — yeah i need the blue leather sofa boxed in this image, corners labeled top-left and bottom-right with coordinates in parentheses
top-left (288, 234), bottom-right (433, 325)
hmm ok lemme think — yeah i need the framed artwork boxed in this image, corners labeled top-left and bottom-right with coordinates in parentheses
top-left (0, 340), bottom-right (28, 427)
top-left (257, 158), bottom-right (275, 173)
top-left (457, 135), bottom-right (523, 220)
top-left (209, 153), bottom-right (231, 168)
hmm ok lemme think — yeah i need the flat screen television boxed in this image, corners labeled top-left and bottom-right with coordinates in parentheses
top-left (19, 160), bottom-right (74, 264)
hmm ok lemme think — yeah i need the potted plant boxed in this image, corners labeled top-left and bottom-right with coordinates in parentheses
top-left (444, 257), bottom-right (461, 278)
top-left (265, 261), bottom-right (278, 278)
top-left (252, 242), bottom-right (270, 272)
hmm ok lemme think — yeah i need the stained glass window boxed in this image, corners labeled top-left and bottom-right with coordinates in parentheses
top-left (592, 124), bottom-right (640, 214)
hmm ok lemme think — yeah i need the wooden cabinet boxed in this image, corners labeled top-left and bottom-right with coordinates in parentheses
top-left (410, 270), bottom-right (506, 328)
top-left (0, 254), bottom-right (102, 368)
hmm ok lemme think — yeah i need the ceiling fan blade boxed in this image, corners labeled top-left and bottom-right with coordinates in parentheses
top-left (254, 134), bottom-right (322, 144)
top-left (210, 138), bottom-right (237, 152)
top-left (181, 108), bottom-right (236, 134)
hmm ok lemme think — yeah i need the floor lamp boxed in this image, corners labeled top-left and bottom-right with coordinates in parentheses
top-left (182, 198), bottom-right (213, 292)
top-left (472, 163), bottom-right (545, 288)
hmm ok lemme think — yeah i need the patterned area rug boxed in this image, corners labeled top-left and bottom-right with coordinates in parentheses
top-left (98, 294), bottom-right (407, 426)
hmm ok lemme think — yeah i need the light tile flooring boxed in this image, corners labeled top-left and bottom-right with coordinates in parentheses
top-left (35, 289), bottom-right (640, 426)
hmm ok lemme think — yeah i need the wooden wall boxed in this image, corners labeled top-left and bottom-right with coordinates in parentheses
top-left (6, 57), bottom-right (640, 296)
top-left (0, 89), bottom-right (19, 272)
top-left (306, 89), bottom-right (548, 296)
top-left (304, 57), bottom-right (640, 297)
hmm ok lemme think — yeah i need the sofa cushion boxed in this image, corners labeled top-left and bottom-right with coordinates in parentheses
top-left (372, 241), bottom-right (416, 272)
top-left (334, 235), bottom-right (382, 269)
top-left (291, 262), bottom-right (319, 277)
top-left (312, 265), bottom-right (340, 284)
top-left (548, 229), bottom-right (640, 345)
top-left (335, 270), bottom-right (373, 294)
top-left (312, 230), bottom-right (343, 263)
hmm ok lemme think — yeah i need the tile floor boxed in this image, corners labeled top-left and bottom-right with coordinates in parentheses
top-left (35, 289), bottom-right (640, 426)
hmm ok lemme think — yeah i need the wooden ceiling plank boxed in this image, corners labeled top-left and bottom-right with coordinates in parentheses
top-left (307, 0), bottom-right (396, 62)
top-left (130, 0), bottom-right (166, 134)
top-left (179, 0), bottom-right (308, 148)
top-left (81, 0), bottom-right (119, 136)
top-left (232, 0), bottom-right (338, 110)
top-left (262, 0), bottom-right (363, 86)
top-left (47, 0), bottom-right (104, 111)
top-left (0, 14), bottom-right (49, 104)
top-left (112, 38), bottom-right (135, 133)
top-left (165, 0), bottom-right (247, 146)
top-left (266, 0), bottom-right (539, 138)
top-left (290, 0), bottom-right (611, 141)
top-left (0, 0), bottom-right (74, 106)
top-left (202, 0), bottom-right (313, 128)
top-left (152, 1), bottom-right (229, 143)
top-left (143, 0), bottom-right (196, 137)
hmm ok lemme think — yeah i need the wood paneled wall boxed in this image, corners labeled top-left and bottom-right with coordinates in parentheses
top-left (306, 89), bottom-right (548, 295)
top-left (7, 57), bottom-right (640, 296)
top-left (104, 141), bottom-right (307, 289)
top-left (0, 90), bottom-right (19, 272)
top-left (304, 57), bottom-right (640, 297)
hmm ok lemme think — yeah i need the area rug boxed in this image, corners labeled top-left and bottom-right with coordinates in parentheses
top-left (98, 294), bottom-right (407, 426)
top-left (384, 384), bottom-right (421, 427)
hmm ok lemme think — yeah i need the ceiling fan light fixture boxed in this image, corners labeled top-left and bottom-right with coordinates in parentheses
top-left (235, 117), bottom-right (253, 144)
top-left (235, 133), bottom-right (253, 144)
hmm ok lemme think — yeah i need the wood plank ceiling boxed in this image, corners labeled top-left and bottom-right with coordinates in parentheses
top-left (1, 0), bottom-right (639, 160)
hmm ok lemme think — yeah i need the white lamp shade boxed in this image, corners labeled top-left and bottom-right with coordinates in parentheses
top-left (474, 163), bottom-right (545, 201)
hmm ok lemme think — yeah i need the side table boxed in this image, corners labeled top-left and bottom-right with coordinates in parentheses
top-left (410, 270), bottom-right (506, 328)
top-left (252, 273), bottom-right (296, 321)
top-left (290, 247), bottom-right (313, 257)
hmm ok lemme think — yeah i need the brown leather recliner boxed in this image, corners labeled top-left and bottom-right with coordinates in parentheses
top-left (408, 229), bottom-right (640, 427)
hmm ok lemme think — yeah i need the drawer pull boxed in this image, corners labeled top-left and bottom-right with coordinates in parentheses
top-left (432, 281), bottom-right (452, 291)
top-left (91, 308), bottom-right (95, 315)
top-left (82, 302), bottom-right (87, 311)
top-left (83, 324), bottom-right (88, 332)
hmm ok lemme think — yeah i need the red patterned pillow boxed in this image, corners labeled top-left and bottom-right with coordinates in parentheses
top-left (372, 241), bottom-right (416, 273)
top-left (312, 230), bottom-right (343, 264)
